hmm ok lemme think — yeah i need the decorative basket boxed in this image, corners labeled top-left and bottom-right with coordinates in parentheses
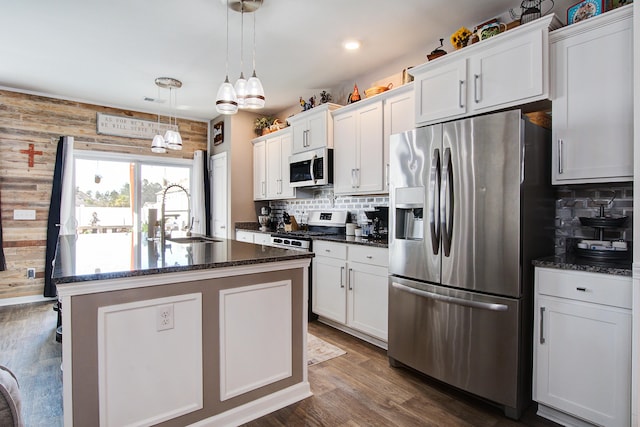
top-left (364, 83), bottom-right (393, 98)
top-left (269, 119), bottom-right (286, 132)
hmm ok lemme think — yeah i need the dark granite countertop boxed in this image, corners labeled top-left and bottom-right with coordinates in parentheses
top-left (533, 253), bottom-right (632, 277)
top-left (52, 233), bottom-right (313, 284)
top-left (313, 235), bottom-right (388, 248)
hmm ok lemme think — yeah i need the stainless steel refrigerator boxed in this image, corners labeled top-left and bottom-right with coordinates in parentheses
top-left (388, 110), bottom-right (554, 419)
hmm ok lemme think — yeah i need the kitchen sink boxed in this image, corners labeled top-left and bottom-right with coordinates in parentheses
top-left (167, 236), bottom-right (223, 244)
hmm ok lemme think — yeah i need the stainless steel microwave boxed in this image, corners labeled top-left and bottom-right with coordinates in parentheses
top-left (289, 147), bottom-right (333, 187)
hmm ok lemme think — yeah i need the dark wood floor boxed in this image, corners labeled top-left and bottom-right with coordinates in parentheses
top-left (244, 321), bottom-right (560, 427)
top-left (1, 302), bottom-right (559, 427)
top-left (0, 300), bottom-right (63, 427)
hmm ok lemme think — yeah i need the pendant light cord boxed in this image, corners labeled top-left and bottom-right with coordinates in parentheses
top-left (252, 9), bottom-right (257, 74)
top-left (225, 0), bottom-right (230, 80)
top-left (239, 6), bottom-right (244, 76)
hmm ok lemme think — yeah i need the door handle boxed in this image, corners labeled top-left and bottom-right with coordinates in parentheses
top-left (391, 282), bottom-right (508, 311)
top-left (429, 148), bottom-right (441, 255)
top-left (474, 74), bottom-right (480, 103)
top-left (540, 306), bottom-right (546, 344)
top-left (440, 147), bottom-right (454, 257)
top-left (459, 80), bottom-right (464, 109)
top-left (558, 139), bottom-right (564, 175)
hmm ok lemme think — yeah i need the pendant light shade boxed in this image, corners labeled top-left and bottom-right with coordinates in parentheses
top-left (151, 134), bottom-right (167, 153)
top-left (216, 0), bottom-right (239, 114)
top-left (164, 129), bottom-right (183, 150)
top-left (245, 71), bottom-right (265, 109)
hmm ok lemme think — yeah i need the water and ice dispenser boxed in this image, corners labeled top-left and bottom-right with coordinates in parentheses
top-left (394, 187), bottom-right (425, 241)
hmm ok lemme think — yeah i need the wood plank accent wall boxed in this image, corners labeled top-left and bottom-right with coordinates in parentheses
top-left (0, 89), bottom-right (208, 300)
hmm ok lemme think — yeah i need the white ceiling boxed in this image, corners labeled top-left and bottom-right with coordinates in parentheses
top-left (0, 0), bottom-right (568, 122)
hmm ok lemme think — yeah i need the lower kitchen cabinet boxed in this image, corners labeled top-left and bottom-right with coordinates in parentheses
top-left (235, 229), bottom-right (272, 246)
top-left (533, 267), bottom-right (631, 427)
top-left (312, 240), bottom-right (388, 345)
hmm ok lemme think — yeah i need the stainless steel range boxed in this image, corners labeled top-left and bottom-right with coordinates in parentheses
top-left (270, 210), bottom-right (348, 320)
top-left (270, 211), bottom-right (348, 251)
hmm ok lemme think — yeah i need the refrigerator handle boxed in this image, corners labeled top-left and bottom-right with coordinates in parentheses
top-left (429, 148), bottom-right (441, 255)
top-left (391, 282), bottom-right (509, 311)
top-left (440, 147), bottom-right (454, 257)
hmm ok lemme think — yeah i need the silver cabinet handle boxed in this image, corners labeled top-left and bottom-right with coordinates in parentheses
top-left (355, 168), bottom-right (360, 188)
top-left (558, 139), bottom-right (564, 175)
top-left (348, 268), bottom-right (353, 290)
top-left (261, 181), bottom-right (266, 197)
top-left (385, 163), bottom-right (390, 188)
top-left (392, 282), bottom-right (508, 311)
top-left (576, 287), bottom-right (587, 292)
top-left (458, 80), bottom-right (464, 109)
top-left (340, 266), bottom-right (345, 288)
top-left (366, 255), bottom-right (373, 259)
top-left (474, 74), bottom-right (480, 103)
top-left (540, 306), bottom-right (546, 344)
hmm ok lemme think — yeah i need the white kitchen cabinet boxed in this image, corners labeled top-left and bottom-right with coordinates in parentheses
top-left (252, 140), bottom-right (266, 200)
top-left (550, 5), bottom-right (633, 184)
top-left (533, 267), bottom-right (632, 427)
top-left (411, 15), bottom-right (558, 126)
top-left (253, 129), bottom-right (295, 201)
top-left (235, 229), bottom-right (273, 246)
top-left (265, 130), bottom-right (295, 199)
top-left (383, 84), bottom-right (414, 191)
top-left (312, 240), bottom-right (388, 344)
top-left (333, 100), bottom-right (384, 195)
top-left (288, 103), bottom-right (341, 154)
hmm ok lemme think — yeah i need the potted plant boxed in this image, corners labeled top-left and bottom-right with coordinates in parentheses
top-left (254, 116), bottom-right (275, 136)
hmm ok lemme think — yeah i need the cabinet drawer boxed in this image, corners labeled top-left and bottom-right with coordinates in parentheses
top-left (536, 268), bottom-right (632, 309)
top-left (254, 233), bottom-right (272, 245)
top-left (313, 241), bottom-right (347, 259)
top-left (348, 245), bottom-right (388, 267)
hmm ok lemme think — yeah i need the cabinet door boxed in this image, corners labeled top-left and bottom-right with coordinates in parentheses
top-left (312, 256), bottom-right (346, 323)
top-left (384, 87), bottom-right (414, 192)
top-left (551, 13), bottom-right (633, 184)
top-left (356, 101), bottom-right (384, 194)
top-left (347, 261), bottom-right (388, 341)
top-left (306, 111), bottom-right (328, 151)
top-left (279, 132), bottom-right (295, 198)
top-left (469, 29), bottom-right (544, 113)
top-left (254, 233), bottom-right (272, 246)
top-left (333, 111), bottom-right (358, 194)
top-left (235, 230), bottom-right (254, 243)
top-left (534, 295), bottom-right (631, 427)
top-left (291, 122), bottom-right (307, 154)
top-left (265, 136), bottom-right (281, 199)
top-left (252, 141), bottom-right (266, 200)
top-left (415, 59), bottom-right (467, 125)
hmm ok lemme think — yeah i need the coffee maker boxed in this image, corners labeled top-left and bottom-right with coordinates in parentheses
top-left (364, 207), bottom-right (388, 241)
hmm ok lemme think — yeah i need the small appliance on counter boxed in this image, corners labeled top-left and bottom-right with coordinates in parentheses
top-left (363, 207), bottom-right (388, 241)
top-left (576, 196), bottom-right (630, 260)
top-left (258, 206), bottom-right (272, 231)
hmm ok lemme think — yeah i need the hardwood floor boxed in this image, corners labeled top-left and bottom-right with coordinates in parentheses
top-left (0, 302), bottom-right (558, 426)
top-left (0, 301), bottom-right (62, 427)
top-left (244, 321), bottom-right (559, 427)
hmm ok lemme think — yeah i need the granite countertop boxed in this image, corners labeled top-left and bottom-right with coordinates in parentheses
top-left (533, 253), bottom-right (632, 277)
top-left (53, 233), bottom-right (313, 284)
top-left (313, 235), bottom-right (388, 248)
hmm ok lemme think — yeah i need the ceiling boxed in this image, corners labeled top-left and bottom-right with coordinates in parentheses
top-left (0, 0), bottom-right (564, 122)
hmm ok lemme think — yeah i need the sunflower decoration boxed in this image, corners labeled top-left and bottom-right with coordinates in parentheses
top-left (450, 26), bottom-right (472, 50)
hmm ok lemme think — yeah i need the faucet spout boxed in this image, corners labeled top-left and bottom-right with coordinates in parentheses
top-left (160, 184), bottom-right (191, 244)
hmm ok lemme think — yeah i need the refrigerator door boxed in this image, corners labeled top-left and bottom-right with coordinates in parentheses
top-left (389, 126), bottom-right (442, 283)
top-left (441, 110), bottom-right (523, 297)
top-left (388, 275), bottom-right (522, 412)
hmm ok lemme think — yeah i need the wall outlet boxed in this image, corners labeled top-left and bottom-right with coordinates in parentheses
top-left (156, 304), bottom-right (174, 331)
top-left (27, 268), bottom-right (36, 279)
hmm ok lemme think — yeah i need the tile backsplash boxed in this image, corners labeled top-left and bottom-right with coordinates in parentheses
top-left (554, 184), bottom-right (633, 254)
top-left (269, 189), bottom-right (389, 225)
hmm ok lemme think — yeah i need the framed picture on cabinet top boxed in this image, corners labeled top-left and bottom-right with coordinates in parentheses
top-left (567, 0), bottom-right (604, 24)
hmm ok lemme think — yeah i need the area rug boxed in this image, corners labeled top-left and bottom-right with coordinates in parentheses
top-left (307, 333), bottom-right (346, 366)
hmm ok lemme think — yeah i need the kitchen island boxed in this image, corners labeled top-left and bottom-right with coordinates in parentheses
top-left (53, 233), bottom-right (313, 427)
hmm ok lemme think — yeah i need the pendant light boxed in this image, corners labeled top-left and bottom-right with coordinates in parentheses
top-left (244, 8), bottom-right (265, 109)
top-left (164, 84), bottom-right (183, 150)
top-left (154, 77), bottom-right (183, 150)
top-left (216, 0), bottom-right (238, 114)
top-left (233, 6), bottom-right (247, 108)
top-left (151, 84), bottom-right (168, 153)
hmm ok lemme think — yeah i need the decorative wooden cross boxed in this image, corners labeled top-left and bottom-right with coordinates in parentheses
top-left (19, 143), bottom-right (43, 167)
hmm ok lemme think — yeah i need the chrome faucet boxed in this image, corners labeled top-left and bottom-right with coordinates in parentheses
top-left (160, 184), bottom-right (191, 243)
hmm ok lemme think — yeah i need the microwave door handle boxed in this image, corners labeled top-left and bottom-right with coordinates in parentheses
top-left (429, 148), bottom-right (441, 255)
top-left (310, 155), bottom-right (316, 183)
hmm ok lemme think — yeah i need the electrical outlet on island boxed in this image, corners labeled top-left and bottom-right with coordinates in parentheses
top-left (156, 304), bottom-right (174, 331)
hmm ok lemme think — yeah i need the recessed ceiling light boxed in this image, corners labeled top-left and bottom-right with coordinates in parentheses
top-left (343, 40), bottom-right (361, 51)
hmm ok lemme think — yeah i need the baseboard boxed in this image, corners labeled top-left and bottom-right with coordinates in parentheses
top-left (316, 317), bottom-right (388, 350)
top-left (0, 295), bottom-right (57, 307)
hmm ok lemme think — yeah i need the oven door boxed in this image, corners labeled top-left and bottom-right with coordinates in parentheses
top-left (289, 148), bottom-right (332, 187)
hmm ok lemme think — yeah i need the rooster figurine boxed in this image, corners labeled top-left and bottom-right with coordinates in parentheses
top-left (347, 84), bottom-right (361, 104)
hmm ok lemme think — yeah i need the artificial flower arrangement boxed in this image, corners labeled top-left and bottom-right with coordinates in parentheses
top-left (450, 26), bottom-right (472, 50)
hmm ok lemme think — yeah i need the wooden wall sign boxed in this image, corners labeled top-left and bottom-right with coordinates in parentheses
top-left (96, 113), bottom-right (177, 139)
top-left (20, 143), bottom-right (43, 167)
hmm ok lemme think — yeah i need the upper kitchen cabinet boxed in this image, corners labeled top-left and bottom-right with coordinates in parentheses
top-left (411, 14), bottom-right (560, 126)
top-left (288, 103), bottom-right (341, 154)
top-left (333, 99), bottom-right (384, 195)
top-left (550, 5), bottom-right (633, 185)
top-left (383, 84), bottom-right (414, 192)
top-left (252, 128), bottom-right (296, 201)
